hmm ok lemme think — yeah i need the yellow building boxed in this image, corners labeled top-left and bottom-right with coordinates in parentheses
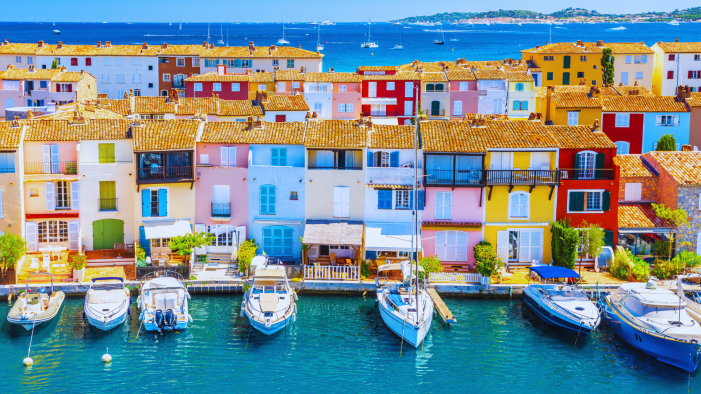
top-left (248, 72), bottom-right (276, 100)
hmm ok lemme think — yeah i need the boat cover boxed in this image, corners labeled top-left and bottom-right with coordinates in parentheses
top-left (530, 266), bottom-right (580, 279)
top-left (259, 293), bottom-right (279, 312)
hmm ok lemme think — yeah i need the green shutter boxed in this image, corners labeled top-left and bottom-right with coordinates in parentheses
top-left (98, 143), bottom-right (115, 164)
top-left (569, 192), bottom-right (585, 212)
top-left (547, 72), bottom-right (553, 81)
top-left (99, 181), bottom-right (116, 211)
top-left (604, 230), bottom-right (614, 247)
top-left (595, 152), bottom-right (605, 179)
top-left (563, 55), bottom-right (571, 69)
top-left (562, 72), bottom-right (570, 85)
top-left (602, 191), bottom-right (611, 211)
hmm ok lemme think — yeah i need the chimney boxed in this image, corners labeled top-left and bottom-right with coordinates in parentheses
top-left (142, 42), bottom-right (148, 50)
top-left (298, 44), bottom-right (301, 49)
top-left (254, 116), bottom-right (262, 129)
top-left (591, 119), bottom-right (600, 131)
top-left (169, 88), bottom-right (180, 103)
top-left (677, 85), bottom-right (692, 102)
top-left (57, 41), bottom-right (63, 49)
top-left (535, 45), bottom-right (539, 49)
top-left (26, 110), bottom-right (34, 120)
top-left (576, 40), bottom-right (583, 47)
top-left (312, 111), bottom-right (318, 118)
top-left (619, 82), bottom-right (623, 86)
top-left (331, 67), bottom-right (335, 73)
top-left (262, 90), bottom-right (268, 103)
top-left (270, 44), bottom-right (276, 51)
top-left (366, 116), bottom-right (373, 130)
top-left (97, 41), bottom-right (101, 48)
top-left (60, 66), bottom-right (66, 72)
top-left (249, 41), bottom-right (255, 52)
top-left (209, 43), bottom-right (214, 49)
top-left (11, 116), bottom-right (20, 128)
top-left (162, 43), bottom-right (168, 49)
top-left (105, 41), bottom-right (111, 47)
top-left (579, 79), bottom-right (586, 85)
top-left (217, 64), bottom-right (227, 76)
top-left (85, 101), bottom-right (96, 112)
top-left (589, 86), bottom-right (600, 98)
top-left (682, 144), bottom-right (693, 151)
top-left (28, 65), bottom-right (35, 72)
top-left (38, 40), bottom-right (44, 47)
top-left (203, 41), bottom-right (208, 47)
top-left (246, 116), bottom-right (254, 131)
top-left (596, 40), bottom-right (603, 46)
top-left (3, 39), bottom-right (8, 46)
top-left (675, 37), bottom-right (679, 43)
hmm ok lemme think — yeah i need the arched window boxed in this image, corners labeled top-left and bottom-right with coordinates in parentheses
top-left (425, 83), bottom-right (435, 92)
top-left (615, 141), bottom-right (630, 155)
top-left (576, 151), bottom-right (597, 179)
top-left (508, 192), bottom-right (530, 219)
top-left (435, 83), bottom-right (445, 92)
top-left (263, 225), bottom-right (294, 257)
top-left (260, 184), bottom-right (276, 215)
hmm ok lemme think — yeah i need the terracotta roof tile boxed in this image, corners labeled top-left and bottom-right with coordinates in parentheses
top-left (445, 70), bottom-right (475, 81)
top-left (421, 72), bottom-right (448, 82)
top-left (0, 121), bottom-right (24, 148)
top-left (184, 72), bottom-right (249, 82)
top-left (647, 151), bottom-right (701, 185)
top-left (535, 87), bottom-right (547, 99)
top-left (552, 92), bottom-right (603, 108)
top-left (24, 119), bottom-right (132, 141)
top-left (275, 70), bottom-right (306, 81)
top-left (508, 71), bottom-right (534, 82)
top-left (41, 43), bottom-right (161, 56)
top-left (368, 124), bottom-right (417, 149)
top-left (218, 100), bottom-right (264, 117)
top-left (617, 154), bottom-right (654, 178)
top-left (175, 97), bottom-right (219, 115)
top-left (0, 42), bottom-right (45, 55)
top-left (361, 72), bottom-right (420, 81)
top-left (612, 85), bottom-right (653, 96)
top-left (472, 68), bottom-right (507, 80)
top-left (420, 121), bottom-right (487, 153)
top-left (200, 46), bottom-right (322, 59)
top-left (40, 103), bottom-right (123, 120)
top-left (600, 42), bottom-right (654, 54)
top-left (601, 96), bottom-right (688, 113)
top-left (618, 203), bottom-right (667, 228)
top-left (131, 120), bottom-right (200, 151)
top-left (200, 121), bottom-right (305, 145)
top-left (654, 42), bottom-right (701, 54)
top-left (522, 42), bottom-right (603, 54)
top-left (306, 72), bottom-right (361, 83)
top-left (249, 72), bottom-right (275, 83)
top-left (358, 66), bottom-right (398, 72)
top-left (546, 126), bottom-right (616, 149)
top-left (102, 99), bottom-right (132, 115)
top-left (261, 95), bottom-right (309, 112)
top-left (367, 184), bottom-right (413, 190)
top-left (304, 119), bottom-right (367, 148)
top-left (134, 97), bottom-right (177, 114)
top-left (157, 44), bottom-right (207, 56)
top-left (686, 92), bottom-right (701, 108)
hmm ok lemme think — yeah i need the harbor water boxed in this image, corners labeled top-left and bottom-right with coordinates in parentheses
top-left (1, 294), bottom-right (698, 392)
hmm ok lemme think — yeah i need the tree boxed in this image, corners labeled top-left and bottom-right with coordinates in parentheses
top-left (473, 241), bottom-right (504, 278)
top-left (418, 254), bottom-right (443, 279)
top-left (652, 203), bottom-right (689, 273)
top-left (655, 134), bottom-right (676, 151)
top-left (168, 231), bottom-right (215, 257)
top-left (578, 221), bottom-right (605, 276)
top-left (51, 59), bottom-right (58, 69)
top-left (0, 233), bottom-right (28, 284)
top-left (551, 219), bottom-right (580, 269)
top-left (600, 48), bottom-right (615, 87)
top-left (237, 239), bottom-right (258, 277)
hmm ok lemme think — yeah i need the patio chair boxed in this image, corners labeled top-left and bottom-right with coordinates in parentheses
top-left (330, 253), bottom-right (336, 265)
top-left (41, 255), bottom-right (50, 271)
top-left (30, 258), bottom-right (40, 272)
top-left (125, 243), bottom-right (135, 256)
top-left (42, 251), bottom-right (51, 263)
top-left (369, 260), bottom-right (378, 276)
top-left (114, 243), bottom-right (126, 258)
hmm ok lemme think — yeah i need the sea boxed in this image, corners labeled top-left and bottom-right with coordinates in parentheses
top-left (2, 21), bottom-right (701, 72)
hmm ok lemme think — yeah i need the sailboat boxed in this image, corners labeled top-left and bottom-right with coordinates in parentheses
top-left (376, 99), bottom-right (434, 348)
top-left (392, 25), bottom-right (403, 50)
top-left (179, 20), bottom-right (182, 30)
top-left (449, 30), bottom-right (458, 42)
top-left (207, 23), bottom-right (210, 44)
top-left (217, 23), bottom-right (225, 45)
top-left (361, 19), bottom-right (378, 48)
top-left (277, 20), bottom-right (290, 46)
top-left (434, 25), bottom-right (445, 45)
top-left (316, 25), bottom-right (324, 51)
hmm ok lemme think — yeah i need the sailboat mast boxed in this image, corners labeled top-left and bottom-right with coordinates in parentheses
top-left (414, 85), bottom-right (420, 322)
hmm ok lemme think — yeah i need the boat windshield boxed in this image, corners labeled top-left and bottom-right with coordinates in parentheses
top-left (684, 290), bottom-right (701, 304)
top-left (251, 285), bottom-right (286, 294)
top-left (546, 290), bottom-right (588, 301)
top-left (623, 298), bottom-right (684, 319)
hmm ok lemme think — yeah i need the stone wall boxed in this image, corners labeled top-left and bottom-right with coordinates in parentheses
top-left (619, 176), bottom-right (658, 202)
top-left (676, 186), bottom-right (701, 252)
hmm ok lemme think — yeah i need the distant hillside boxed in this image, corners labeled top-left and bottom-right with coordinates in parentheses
top-left (392, 10), bottom-right (542, 23)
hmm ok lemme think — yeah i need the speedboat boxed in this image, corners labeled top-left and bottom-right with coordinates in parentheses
top-left (137, 276), bottom-right (192, 333)
top-left (7, 272), bottom-right (65, 331)
top-left (599, 281), bottom-right (701, 373)
top-left (376, 261), bottom-right (434, 348)
top-left (52, 30), bottom-right (60, 35)
top-left (361, 19), bottom-right (378, 48)
top-left (241, 264), bottom-right (297, 335)
top-left (523, 266), bottom-right (600, 335)
top-left (677, 274), bottom-right (701, 322)
top-left (84, 277), bottom-right (131, 331)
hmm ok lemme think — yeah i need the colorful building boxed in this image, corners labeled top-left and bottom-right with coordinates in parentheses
top-left (420, 72), bottom-right (450, 120)
top-left (184, 67), bottom-right (249, 100)
top-left (446, 69), bottom-right (478, 120)
top-left (359, 68), bottom-right (420, 125)
top-left (156, 44), bottom-right (205, 97)
top-left (474, 67), bottom-right (507, 115)
top-left (0, 120), bottom-right (25, 237)
top-left (651, 40), bottom-right (701, 96)
top-left (198, 42), bottom-right (323, 74)
top-left (506, 71), bottom-right (535, 118)
top-left (258, 92), bottom-right (309, 122)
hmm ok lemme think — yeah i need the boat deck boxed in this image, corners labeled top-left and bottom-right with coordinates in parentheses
top-left (427, 288), bottom-right (456, 324)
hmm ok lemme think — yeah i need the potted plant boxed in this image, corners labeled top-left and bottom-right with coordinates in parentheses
top-left (136, 245), bottom-right (146, 267)
top-left (474, 242), bottom-right (504, 285)
top-left (69, 253), bottom-right (88, 282)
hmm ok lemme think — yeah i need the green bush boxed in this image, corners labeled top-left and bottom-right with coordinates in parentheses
top-left (654, 240), bottom-right (671, 257)
top-left (360, 259), bottom-right (371, 277)
top-left (651, 258), bottom-right (683, 279)
top-left (673, 250), bottom-right (701, 269)
top-left (629, 254), bottom-right (650, 282)
top-left (68, 254), bottom-right (88, 271)
top-left (418, 254), bottom-right (443, 274)
top-left (551, 219), bottom-right (579, 269)
top-left (473, 242), bottom-right (503, 278)
top-left (610, 249), bottom-right (650, 282)
top-left (237, 239), bottom-right (258, 275)
top-left (136, 245), bottom-right (146, 261)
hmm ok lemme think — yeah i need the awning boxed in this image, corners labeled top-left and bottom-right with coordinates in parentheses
top-left (144, 220), bottom-right (191, 240)
top-left (378, 262), bottom-right (424, 273)
top-left (365, 223), bottom-right (420, 252)
top-left (361, 98), bottom-right (397, 105)
top-left (530, 266), bottom-right (580, 279)
top-left (302, 220), bottom-right (363, 246)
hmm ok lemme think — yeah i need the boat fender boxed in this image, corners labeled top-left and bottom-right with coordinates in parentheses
top-left (129, 297), bottom-right (132, 305)
top-left (433, 310), bottom-right (437, 320)
top-left (136, 295), bottom-right (142, 307)
top-left (127, 308), bottom-right (131, 316)
top-left (375, 300), bottom-right (378, 308)
top-left (240, 301), bottom-right (245, 317)
top-left (23, 357), bottom-right (33, 366)
top-left (293, 313), bottom-right (296, 323)
top-left (375, 277), bottom-right (379, 287)
top-left (82, 310), bottom-right (86, 319)
top-left (102, 347), bottom-right (112, 363)
top-left (294, 291), bottom-right (298, 301)
top-left (187, 314), bottom-right (193, 323)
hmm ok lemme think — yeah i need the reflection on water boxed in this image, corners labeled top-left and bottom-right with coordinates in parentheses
top-left (0, 295), bottom-right (698, 392)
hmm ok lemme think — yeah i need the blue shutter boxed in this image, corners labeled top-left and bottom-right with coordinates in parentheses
top-left (268, 186), bottom-right (276, 214)
top-left (366, 250), bottom-right (377, 260)
top-left (367, 151), bottom-right (374, 167)
top-left (378, 190), bottom-right (392, 209)
top-left (283, 227), bottom-right (293, 257)
top-left (139, 226), bottom-right (151, 257)
top-left (390, 151), bottom-right (399, 167)
top-left (158, 189), bottom-right (167, 216)
top-left (409, 190), bottom-right (425, 211)
top-left (418, 191), bottom-right (425, 211)
top-left (260, 185), bottom-right (268, 214)
top-left (280, 148), bottom-right (287, 166)
top-left (262, 227), bottom-right (273, 256)
top-left (521, 101), bottom-right (528, 111)
top-left (141, 189), bottom-right (150, 217)
top-left (513, 101), bottom-right (520, 111)
top-left (271, 148), bottom-right (279, 166)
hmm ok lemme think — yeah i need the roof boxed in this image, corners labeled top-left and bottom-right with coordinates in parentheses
top-left (612, 86), bottom-right (653, 96)
top-left (0, 42), bottom-right (45, 55)
top-left (0, 67), bottom-right (75, 81)
top-left (39, 103), bottom-right (124, 120)
top-left (302, 220), bottom-right (363, 246)
top-left (508, 71), bottom-right (534, 83)
top-left (41, 43), bottom-right (161, 57)
top-left (274, 70), bottom-right (306, 81)
top-left (368, 124), bottom-right (417, 149)
top-left (218, 100), bottom-right (264, 117)
top-left (471, 68), bottom-right (507, 80)
top-left (304, 119), bottom-right (367, 148)
top-left (134, 97), bottom-right (177, 114)
top-left (358, 66), bottom-right (398, 72)
top-left (601, 96), bottom-right (688, 113)
top-left (305, 72), bottom-right (361, 83)
top-left (364, 223), bottom-right (419, 252)
top-left (175, 97), bottom-right (220, 115)
top-left (522, 42), bottom-right (603, 54)
top-left (102, 99), bottom-right (132, 115)
top-left (445, 70), bottom-right (475, 81)
top-left (618, 203), bottom-right (668, 228)
top-left (600, 42), bottom-right (654, 54)
top-left (184, 72), bottom-right (249, 82)
top-left (361, 72), bottom-right (420, 81)
top-left (552, 92), bottom-right (603, 109)
top-left (0, 121), bottom-right (24, 149)
top-left (647, 151), bottom-right (701, 185)
top-left (24, 119), bottom-right (132, 141)
top-left (421, 72), bottom-right (448, 82)
top-left (249, 72), bottom-right (275, 83)
top-left (157, 44), bottom-right (207, 56)
top-left (535, 87), bottom-right (547, 99)
top-left (131, 120), bottom-right (200, 151)
top-left (686, 92), bottom-right (701, 108)
top-left (654, 42), bottom-right (701, 54)
top-left (530, 266), bottom-right (580, 279)
top-left (261, 95), bottom-right (309, 112)
top-left (200, 45), bottom-right (323, 59)
top-left (199, 121), bottom-right (305, 145)
top-left (546, 126), bottom-right (616, 149)
top-left (617, 155), bottom-right (655, 178)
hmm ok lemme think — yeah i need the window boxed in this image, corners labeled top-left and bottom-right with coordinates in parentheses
top-left (622, 72), bottom-right (630, 85)
top-left (0, 152), bottom-right (15, 173)
top-left (133, 58), bottom-right (141, 66)
top-left (220, 146), bottom-right (237, 167)
top-left (192, 58), bottom-right (200, 67)
top-left (387, 82), bottom-right (395, 91)
top-left (691, 71), bottom-right (700, 79)
top-left (587, 192), bottom-right (602, 210)
top-left (453, 100), bottom-right (463, 116)
top-left (656, 115), bottom-right (679, 126)
top-left (696, 55), bottom-right (701, 61)
top-left (372, 151), bottom-right (391, 168)
top-left (508, 192), bottom-right (529, 219)
top-left (314, 102), bottom-right (322, 114)
top-left (636, 71), bottom-right (643, 80)
top-left (435, 231), bottom-right (468, 262)
top-left (577, 72), bottom-right (584, 78)
top-left (333, 186), bottom-right (350, 218)
top-left (117, 89), bottom-right (124, 98)
top-left (624, 183), bottom-right (642, 202)
top-left (150, 238), bottom-right (172, 248)
top-left (98, 143), bottom-right (115, 164)
top-left (567, 111), bottom-right (579, 126)
top-left (307, 84), bottom-right (317, 93)
top-left (615, 141), bottom-right (630, 155)
top-left (133, 89), bottom-right (141, 96)
top-left (543, 56), bottom-right (554, 61)
top-left (70, 58), bottom-right (78, 66)
top-left (580, 55), bottom-right (587, 62)
top-left (37, 220), bottom-right (68, 243)
top-left (30, 188), bottom-right (38, 197)
top-left (568, 191), bottom-right (609, 212)
top-left (625, 55), bottom-right (632, 64)
top-left (576, 151), bottom-right (596, 179)
top-left (272, 59), bottom-right (279, 67)
top-left (459, 81), bottom-right (468, 91)
top-left (115, 58), bottom-right (122, 66)
top-left (55, 181), bottom-right (71, 210)
top-left (230, 83), bottom-right (240, 92)
top-left (521, 101), bottom-right (528, 111)
top-left (116, 73), bottom-right (124, 84)
top-left (435, 192), bottom-right (452, 220)
top-left (377, 189), bottom-right (392, 210)
top-left (515, 83), bottom-right (524, 91)
top-left (258, 84), bottom-right (267, 91)
top-left (338, 84), bottom-right (347, 93)
top-left (200, 154), bottom-right (209, 165)
top-left (39, 81), bottom-right (47, 89)
top-left (213, 83), bottom-right (221, 91)
top-left (667, 71), bottom-right (674, 80)
top-left (292, 82), bottom-right (300, 91)
top-left (368, 82), bottom-right (377, 97)
top-left (194, 83), bottom-right (203, 92)
top-left (405, 81), bottom-right (413, 97)
top-left (592, 80), bottom-right (597, 85)
top-left (346, 103), bottom-right (353, 113)
top-left (133, 74), bottom-right (142, 84)
top-left (262, 226), bottom-right (293, 257)
top-left (615, 114), bottom-right (630, 127)
top-left (490, 81), bottom-right (499, 88)
top-left (669, 54), bottom-right (676, 61)
top-left (546, 72), bottom-right (553, 81)
top-left (563, 55), bottom-right (571, 69)
top-left (319, 85), bottom-right (327, 93)
top-left (84, 57), bottom-right (91, 66)
top-left (290, 191), bottom-right (298, 201)
top-left (260, 185), bottom-right (276, 215)
top-left (287, 59), bottom-right (294, 68)
top-left (271, 148), bottom-right (287, 166)
top-left (163, 74), bottom-right (171, 82)
top-left (395, 190), bottom-right (410, 209)
top-left (562, 72), bottom-right (570, 85)
top-left (404, 101), bottom-right (413, 116)
top-left (102, 73), bottom-right (109, 84)
top-left (338, 103), bottom-right (346, 113)
top-left (15, 56), bottom-right (22, 63)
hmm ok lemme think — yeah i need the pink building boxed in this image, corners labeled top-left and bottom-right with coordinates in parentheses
top-left (330, 72), bottom-right (362, 120)
top-left (446, 70), bottom-right (479, 120)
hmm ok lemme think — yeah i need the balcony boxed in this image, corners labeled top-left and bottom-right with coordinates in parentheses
top-left (426, 169), bottom-right (483, 186)
top-left (172, 81), bottom-right (186, 89)
top-left (25, 161), bottom-right (77, 175)
top-left (478, 90), bottom-right (488, 96)
top-left (485, 170), bottom-right (559, 186)
top-left (211, 202), bottom-right (231, 218)
top-left (308, 165), bottom-right (362, 170)
top-left (559, 169), bottom-right (616, 181)
top-left (98, 198), bottom-right (118, 212)
top-left (137, 166), bottom-right (194, 183)
top-left (425, 108), bottom-right (446, 117)
top-left (361, 110), bottom-right (397, 117)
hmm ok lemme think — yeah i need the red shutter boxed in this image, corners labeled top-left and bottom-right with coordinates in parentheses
top-left (689, 71), bottom-right (694, 79)
top-left (669, 54), bottom-right (675, 61)
top-left (56, 84), bottom-right (61, 92)
top-left (86, 58), bottom-right (92, 66)
top-left (667, 71), bottom-right (675, 80)
top-left (275, 115), bottom-right (286, 122)
top-left (67, 84), bottom-right (72, 92)
top-left (71, 58), bottom-right (78, 66)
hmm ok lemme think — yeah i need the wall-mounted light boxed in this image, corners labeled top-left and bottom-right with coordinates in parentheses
top-left (309, 179), bottom-right (313, 182)
top-left (9, 182), bottom-right (12, 185)
top-left (252, 178), bottom-right (256, 181)
top-left (197, 177), bottom-right (200, 180)
top-left (299, 179), bottom-right (303, 182)
top-left (129, 173), bottom-right (132, 176)
top-left (243, 178), bottom-right (247, 181)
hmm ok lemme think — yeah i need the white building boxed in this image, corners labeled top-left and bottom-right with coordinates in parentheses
top-left (651, 41), bottom-right (701, 96)
top-left (199, 42), bottom-right (323, 74)
top-left (303, 75), bottom-right (332, 119)
top-left (474, 68), bottom-right (508, 115)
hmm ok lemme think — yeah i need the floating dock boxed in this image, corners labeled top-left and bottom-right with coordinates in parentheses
top-left (427, 288), bottom-right (456, 324)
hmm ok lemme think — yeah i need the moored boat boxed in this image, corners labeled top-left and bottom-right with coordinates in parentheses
top-left (7, 272), bottom-right (65, 331)
top-left (677, 274), bottom-right (701, 323)
top-left (137, 276), bottom-right (192, 333)
top-left (241, 264), bottom-right (297, 335)
top-left (84, 277), bottom-right (131, 331)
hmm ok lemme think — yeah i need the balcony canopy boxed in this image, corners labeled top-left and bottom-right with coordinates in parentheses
top-left (302, 220), bottom-right (363, 246)
top-left (362, 98), bottom-right (397, 105)
top-left (143, 220), bottom-right (191, 240)
top-left (365, 223), bottom-right (420, 252)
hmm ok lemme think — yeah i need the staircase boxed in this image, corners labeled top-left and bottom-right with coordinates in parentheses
top-left (192, 253), bottom-right (237, 276)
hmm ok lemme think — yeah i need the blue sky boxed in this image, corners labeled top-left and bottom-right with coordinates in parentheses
top-left (3, 1), bottom-right (700, 22)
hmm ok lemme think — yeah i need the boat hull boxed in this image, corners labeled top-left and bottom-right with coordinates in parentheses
top-left (85, 307), bottom-right (128, 331)
top-left (377, 295), bottom-right (432, 348)
top-left (522, 288), bottom-right (598, 336)
top-left (599, 298), bottom-right (701, 373)
top-left (7, 292), bottom-right (65, 331)
top-left (244, 307), bottom-right (293, 335)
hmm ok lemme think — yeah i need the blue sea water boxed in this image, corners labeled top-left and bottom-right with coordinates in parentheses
top-left (0, 295), bottom-right (698, 393)
top-left (1, 22), bottom-right (701, 72)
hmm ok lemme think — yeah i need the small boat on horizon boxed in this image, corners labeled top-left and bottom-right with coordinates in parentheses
top-left (137, 276), bottom-right (192, 333)
top-left (361, 18), bottom-right (378, 48)
top-left (84, 277), bottom-right (130, 331)
top-left (668, 20), bottom-right (680, 25)
top-left (7, 272), bottom-right (65, 331)
top-left (434, 25), bottom-right (445, 45)
top-left (316, 25), bottom-right (324, 51)
top-left (241, 258), bottom-right (297, 335)
top-left (392, 24), bottom-right (403, 50)
top-left (52, 30), bottom-right (61, 35)
top-left (277, 20), bottom-right (290, 46)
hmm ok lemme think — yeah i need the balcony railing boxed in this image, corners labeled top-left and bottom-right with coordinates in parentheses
top-left (478, 90), bottom-right (488, 96)
top-left (485, 170), bottom-right (559, 185)
top-left (25, 161), bottom-right (77, 175)
top-left (426, 169), bottom-right (483, 185)
top-left (212, 202), bottom-right (231, 218)
top-left (559, 169), bottom-right (616, 181)
top-left (55, 197), bottom-right (71, 211)
top-left (423, 89), bottom-right (449, 93)
top-left (425, 108), bottom-right (446, 117)
top-left (137, 166), bottom-right (194, 182)
top-left (308, 165), bottom-right (362, 170)
top-left (99, 198), bottom-right (118, 212)
top-left (361, 110), bottom-right (397, 117)
top-left (172, 81), bottom-right (186, 89)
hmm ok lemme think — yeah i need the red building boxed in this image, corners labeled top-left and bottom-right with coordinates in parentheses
top-left (157, 43), bottom-right (207, 97)
top-left (601, 112), bottom-right (644, 154)
top-left (358, 66), bottom-right (420, 125)
top-left (184, 65), bottom-right (250, 100)
top-left (551, 124), bottom-right (620, 267)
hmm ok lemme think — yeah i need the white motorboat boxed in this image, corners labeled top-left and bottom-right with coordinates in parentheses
top-left (668, 20), bottom-right (680, 26)
top-left (316, 25), bottom-right (324, 51)
top-left (7, 272), bottom-right (65, 331)
top-left (677, 274), bottom-right (701, 322)
top-left (84, 277), bottom-right (131, 331)
top-left (137, 276), bottom-right (192, 333)
top-left (320, 20), bottom-right (335, 26)
top-left (361, 19), bottom-right (378, 48)
top-left (52, 30), bottom-right (60, 35)
top-left (376, 261), bottom-right (434, 348)
top-left (241, 264), bottom-right (297, 335)
top-left (277, 20), bottom-right (290, 46)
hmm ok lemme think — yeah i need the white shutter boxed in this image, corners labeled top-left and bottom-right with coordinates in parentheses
top-left (228, 147), bottom-right (237, 167)
top-left (333, 186), bottom-right (342, 217)
top-left (624, 183), bottom-right (634, 201)
top-left (68, 220), bottom-right (79, 251)
top-left (656, 115), bottom-right (662, 126)
top-left (519, 231), bottom-right (530, 263)
top-left (674, 115), bottom-right (680, 126)
top-left (70, 181), bottom-right (80, 210)
top-left (236, 226), bottom-right (246, 248)
top-left (435, 231), bottom-right (447, 261)
top-left (341, 186), bottom-right (350, 218)
top-left (496, 231), bottom-right (509, 263)
top-left (194, 224), bottom-right (207, 255)
top-left (26, 222), bottom-right (38, 252)
top-left (43, 145), bottom-right (51, 173)
top-left (221, 147), bottom-right (228, 167)
top-left (308, 245), bottom-right (319, 258)
top-left (625, 183), bottom-right (642, 201)
top-left (444, 192), bottom-right (452, 219)
top-left (697, 233), bottom-right (701, 255)
top-left (368, 82), bottom-right (377, 98)
top-left (404, 100), bottom-right (412, 116)
top-left (519, 194), bottom-right (530, 218)
top-left (45, 182), bottom-right (55, 211)
top-left (509, 193), bottom-right (518, 218)
top-left (530, 230), bottom-right (542, 263)
top-left (405, 82), bottom-right (413, 97)
top-left (456, 231), bottom-right (468, 262)
top-left (444, 231), bottom-right (456, 261)
top-left (200, 154), bottom-right (209, 165)
top-left (435, 192), bottom-right (444, 219)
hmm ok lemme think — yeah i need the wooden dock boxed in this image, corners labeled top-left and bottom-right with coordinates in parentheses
top-left (427, 288), bottom-right (456, 324)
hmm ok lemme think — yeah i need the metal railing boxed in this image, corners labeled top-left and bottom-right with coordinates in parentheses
top-left (25, 161), bottom-right (78, 175)
top-left (429, 272), bottom-right (488, 285)
top-left (99, 198), bottom-right (118, 212)
top-left (423, 89), bottom-right (449, 93)
top-left (303, 265), bottom-right (359, 281)
top-left (485, 169), bottom-right (559, 185)
top-left (211, 202), bottom-right (231, 218)
top-left (426, 169), bottom-right (483, 186)
top-left (137, 265), bottom-right (190, 280)
top-left (137, 166), bottom-right (193, 182)
top-left (308, 165), bottom-right (362, 170)
top-left (172, 81), bottom-right (186, 89)
top-left (361, 110), bottom-right (397, 117)
top-left (559, 168), bottom-right (616, 180)
top-left (425, 108), bottom-right (446, 117)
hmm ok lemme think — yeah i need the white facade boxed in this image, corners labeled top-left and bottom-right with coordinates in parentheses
top-left (477, 79), bottom-right (507, 115)
top-left (364, 148), bottom-right (423, 223)
top-left (0, 54), bottom-right (37, 71)
top-left (652, 44), bottom-right (701, 96)
top-left (200, 58), bottom-right (323, 74)
top-left (304, 82), bottom-right (333, 119)
top-left (266, 110), bottom-right (307, 122)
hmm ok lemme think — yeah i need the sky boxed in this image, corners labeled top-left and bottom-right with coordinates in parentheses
top-left (2, 0), bottom-right (700, 22)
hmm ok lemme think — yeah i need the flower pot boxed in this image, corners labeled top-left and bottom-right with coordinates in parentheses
top-left (73, 267), bottom-right (85, 282)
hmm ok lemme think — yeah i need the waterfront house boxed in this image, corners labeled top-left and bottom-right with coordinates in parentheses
top-left (0, 120), bottom-right (25, 236)
top-left (506, 71), bottom-right (535, 118)
top-left (522, 41), bottom-right (602, 87)
top-left (473, 67), bottom-right (507, 115)
top-left (310, 71), bottom-right (362, 120)
top-left (198, 42), bottom-right (323, 75)
top-left (184, 66), bottom-right (250, 100)
top-left (445, 69), bottom-right (478, 120)
top-left (248, 72), bottom-right (276, 101)
top-left (0, 40), bottom-right (44, 74)
top-left (420, 72), bottom-right (450, 120)
top-left (275, 69), bottom-right (305, 97)
top-left (359, 67), bottom-right (420, 125)
top-left (651, 40), bottom-right (701, 96)
top-left (601, 42), bottom-right (654, 90)
top-left (132, 119), bottom-right (201, 258)
top-left (258, 92), bottom-right (309, 122)
top-left (304, 72), bottom-right (334, 119)
top-left (600, 95), bottom-right (690, 154)
top-left (156, 44), bottom-right (205, 97)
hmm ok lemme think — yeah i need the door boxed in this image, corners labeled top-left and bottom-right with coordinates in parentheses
top-left (5, 99), bottom-right (13, 110)
top-left (493, 99), bottom-right (502, 114)
top-left (207, 224), bottom-right (236, 254)
top-left (431, 100), bottom-right (441, 116)
top-left (92, 219), bottom-right (124, 250)
top-left (404, 100), bottom-right (413, 116)
top-left (333, 186), bottom-right (350, 218)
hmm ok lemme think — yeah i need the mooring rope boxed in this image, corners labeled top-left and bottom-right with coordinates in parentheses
top-left (27, 314), bottom-right (38, 360)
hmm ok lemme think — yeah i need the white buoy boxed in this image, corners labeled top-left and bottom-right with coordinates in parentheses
top-left (23, 357), bottom-right (33, 366)
top-left (102, 347), bottom-right (112, 363)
